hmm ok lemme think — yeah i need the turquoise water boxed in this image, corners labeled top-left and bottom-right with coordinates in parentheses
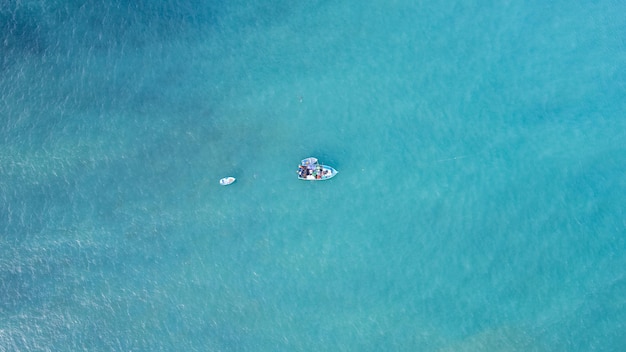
top-left (1, 1), bottom-right (625, 350)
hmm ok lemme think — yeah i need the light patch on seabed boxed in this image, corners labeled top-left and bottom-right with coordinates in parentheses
top-left (0, 214), bottom-right (191, 350)
top-left (0, 223), bottom-right (113, 347)
top-left (0, 144), bottom-right (102, 184)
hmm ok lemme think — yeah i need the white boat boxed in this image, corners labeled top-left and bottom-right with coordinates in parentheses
top-left (219, 176), bottom-right (236, 186)
top-left (297, 157), bottom-right (338, 180)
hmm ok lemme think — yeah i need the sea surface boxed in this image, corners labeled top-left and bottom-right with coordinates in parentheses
top-left (1, 1), bottom-right (625, 351)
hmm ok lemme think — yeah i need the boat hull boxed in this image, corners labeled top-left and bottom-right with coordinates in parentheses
top-left (298, 165), bottom-right (338, 181)
top-left (219, 177), bottom-right (236, 185)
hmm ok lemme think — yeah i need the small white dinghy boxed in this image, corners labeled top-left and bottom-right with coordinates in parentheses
top-left (219, 176), bottom-right (236, 186)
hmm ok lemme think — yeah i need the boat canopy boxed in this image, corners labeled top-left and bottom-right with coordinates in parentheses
top-left (301, 157), bottom-right (318, 168)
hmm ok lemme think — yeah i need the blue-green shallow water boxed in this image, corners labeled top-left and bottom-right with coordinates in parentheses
top-left (1, 1), bottom-right (625, 350)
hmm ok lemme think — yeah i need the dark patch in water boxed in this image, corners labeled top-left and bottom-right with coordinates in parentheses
top-left (0, 6), bottom-right (46, 69)
top-left (50, 1), bottom-right (221, 51)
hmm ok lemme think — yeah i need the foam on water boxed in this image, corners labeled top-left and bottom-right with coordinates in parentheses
top-left (1, 0), bottom-right (625, 350)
